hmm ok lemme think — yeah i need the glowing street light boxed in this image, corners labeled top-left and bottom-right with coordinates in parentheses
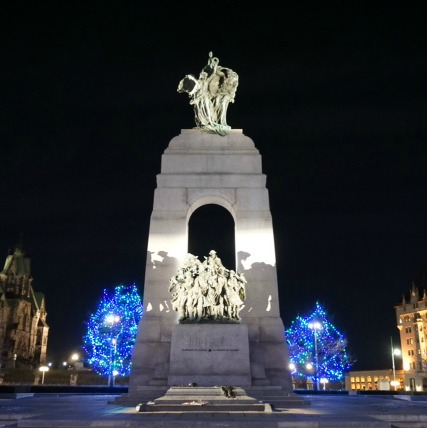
top-left (39, 366), bottom-right (49, 385)
top-left (105, 314), bottom-right (120, 388)
top-left (320, 378), bottom-right (329, 390)
top-left (390, 337), bottom-right (401, 391)
top-left (289, 363), bottom-right (296, 389)
top-left (308, 321), bottom-right (322, 390)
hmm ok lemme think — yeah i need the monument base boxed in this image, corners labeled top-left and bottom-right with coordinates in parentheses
top-left (168, 323), bottom-right (251, 387)
top-left (139, 386), bottom-right (268, 412)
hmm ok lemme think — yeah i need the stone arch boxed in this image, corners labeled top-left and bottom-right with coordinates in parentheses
top-left (186, 192), bottom-right (236, 223)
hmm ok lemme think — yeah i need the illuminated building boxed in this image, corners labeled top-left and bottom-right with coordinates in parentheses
top-left (345, 369), bottom-right (404, 391)
top-left (0, 245), bottom-right (49, 368)
top-left (395, 284), bottom-right (427, 391)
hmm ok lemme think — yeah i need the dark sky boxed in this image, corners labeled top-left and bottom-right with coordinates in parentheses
top-left (2, 3), bottom-right (426, 371)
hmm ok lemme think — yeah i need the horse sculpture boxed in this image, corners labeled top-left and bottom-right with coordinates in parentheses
top-left (177, 52), bottom-right (239, 136)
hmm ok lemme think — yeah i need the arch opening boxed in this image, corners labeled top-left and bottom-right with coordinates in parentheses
top-left (188, 204), bottom-right (235, 270)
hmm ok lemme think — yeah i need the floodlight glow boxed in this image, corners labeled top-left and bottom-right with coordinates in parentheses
top-left (266, 295), bottom-right (272, 311)
top-left (237, 228), bottom-right (276, 269)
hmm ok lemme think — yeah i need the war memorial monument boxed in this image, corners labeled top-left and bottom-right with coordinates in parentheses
top-left (118, 53), bottom-right (304, 410)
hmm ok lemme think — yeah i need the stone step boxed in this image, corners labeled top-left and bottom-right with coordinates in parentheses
top-left (246, 389), bottom-right (311, 407)
top-left (141, 386), bottom-right (268, 413)
top-left (145, 403), bottom-right (266, 412)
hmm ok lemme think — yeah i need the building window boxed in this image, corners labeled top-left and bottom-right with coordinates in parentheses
top-left (367, 376), bottom-right (372, 382)
top-left (361, 377), bottom-right (365, 382)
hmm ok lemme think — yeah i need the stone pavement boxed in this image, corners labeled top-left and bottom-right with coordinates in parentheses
top-left (1, 393), bottom-right (427, 427)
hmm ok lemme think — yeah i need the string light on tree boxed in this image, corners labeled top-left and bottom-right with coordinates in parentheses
top-left (83, 284), bottom-right (143, 378)
top-left (285, 302), bottom-right (354, 387)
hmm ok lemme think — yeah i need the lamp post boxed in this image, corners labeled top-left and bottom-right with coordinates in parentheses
top-left (320, 378), bottom-right (329, 390)
top-left (308, 321), bottom-right (322, 391)
top-left (390, 336), bottom-right (401, 391)
top-left (39, 366), bottom-right (49, 385)
top-left (289, 363), bottom-right (296, 390)
top-left (105, 314), bottom-right (120, 388)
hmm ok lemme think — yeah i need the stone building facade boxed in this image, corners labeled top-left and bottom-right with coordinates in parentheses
top-left (394, 284), bottom-right (427, 391)
top-left (0, 246), bottom-right (49, 368)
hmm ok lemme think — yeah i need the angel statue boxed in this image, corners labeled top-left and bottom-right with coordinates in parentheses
top-left (177, 52), bottom-right (239, 136)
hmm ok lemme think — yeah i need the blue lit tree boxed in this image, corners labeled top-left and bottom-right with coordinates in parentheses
top-left (285, 302), bottom-right (354, 386)
top-left (83, 284), bottom-right (143, 378)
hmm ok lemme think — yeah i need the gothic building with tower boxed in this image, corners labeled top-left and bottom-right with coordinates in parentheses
top-left (394, 284), bottom-right (427, 391)
top-left (0, 245), bottom-right (49, 368)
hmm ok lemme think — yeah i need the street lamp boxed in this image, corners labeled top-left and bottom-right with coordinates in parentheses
top-left (390, 336), bottom-right (401, 391)
top-left (308, 321), bottom-right (322, 390)
top-left (320, 378), bottom-right (329, 390)
top-left (289, 363), bottom-right (296, 389)
top-left (105, 314), bottom-right (120, 388)
top-left (39, 366), bottom-right (49, 385)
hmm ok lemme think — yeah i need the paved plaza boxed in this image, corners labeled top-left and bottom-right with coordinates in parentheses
top-left (1, 393), bottom-right (427, 427)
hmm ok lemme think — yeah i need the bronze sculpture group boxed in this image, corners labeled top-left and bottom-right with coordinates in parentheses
top-left (178, 52), bottom-right (239, 136)
top-left (169, 251), bottom-right (246, 323)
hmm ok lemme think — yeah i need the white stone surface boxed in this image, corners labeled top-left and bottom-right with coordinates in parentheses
top-left (128, 129), bottom-right (293, 395)
top-left (168, 324), bottom-right (251, 386)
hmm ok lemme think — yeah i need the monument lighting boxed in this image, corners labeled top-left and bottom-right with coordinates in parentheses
top-left (39, 366), bottom-right (49, 385)
top-left (308, 321), bottom-right (322, 390)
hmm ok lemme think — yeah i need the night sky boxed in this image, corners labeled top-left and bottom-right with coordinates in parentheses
top-left (2, 3), bottom-right (426, 371)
